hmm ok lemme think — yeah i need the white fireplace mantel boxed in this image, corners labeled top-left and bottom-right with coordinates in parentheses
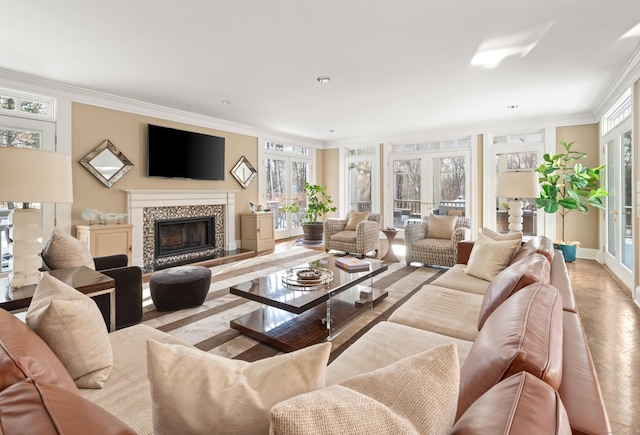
top-left (124, 189), bottom-right (237, 268)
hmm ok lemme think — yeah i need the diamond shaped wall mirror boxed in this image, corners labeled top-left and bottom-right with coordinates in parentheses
top-left (231, 156), bottom-right (257, 189)
top-left (80, 140), bottom-right (134, 188)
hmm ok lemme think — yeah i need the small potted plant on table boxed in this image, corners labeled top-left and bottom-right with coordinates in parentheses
top-left (535, 140), bottom-right (608, 261)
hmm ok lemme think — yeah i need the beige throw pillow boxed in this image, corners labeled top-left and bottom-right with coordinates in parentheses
top-left (344, 211), bottom-right (370, 230)
top-left (269, 343), bottom-right (459, 435)
top-left (26, 274), bottom-right (113, 388)
top-left (147, 340), bottom-right (332, 435)
top-left (481, 227), bottom-right (523, 242)
top-left (426, 214), bottom-right (457, 239)
top-left (42, 228), bottom-right (95, 270)
top-left (464, 233), bottom-right (521, 281)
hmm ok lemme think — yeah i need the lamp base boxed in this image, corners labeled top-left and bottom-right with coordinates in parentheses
top-left (506, 200), bottom-right (524, 234)
top-left (8, 208), bottom-right (43, 288)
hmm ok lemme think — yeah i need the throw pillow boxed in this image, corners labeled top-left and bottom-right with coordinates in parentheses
top-left (481, 227), bottom-right (523, 242)
top-left (42, 227), bottom-right (95, 270)
top-left (464, 233), bottom-right (521, 281)
top-left (426, 214), bottom-right (457, 239)
top-left (269, 343), bottom-right (459, 435)
top-left (146, 340), bottom-right (332, 435)
top-left (25, 274), bottom-right (113, 389)
top-left (344, 211), bottom-right (370, 230)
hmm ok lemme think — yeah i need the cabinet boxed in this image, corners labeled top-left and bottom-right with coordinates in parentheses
top-left (75, 224), bottom-right (133, 265)
top-left (241, 213), bottom-right (275, 252)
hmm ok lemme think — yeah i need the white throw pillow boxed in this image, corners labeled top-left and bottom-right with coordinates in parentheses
top-left (481, 227), bottom-right (523, 242)
top-left (269, 343), bottom-right (459, 435)
top-left (147, 340), bottom-right (332, 435)
top-left (26, 274), bottom-right (113, 388)
top-left (42, 228), bottom-right (95, 270)
top-left (426, 214), bottom-right (457, 239)
top-left (464, 233), bottom-right (521, 281)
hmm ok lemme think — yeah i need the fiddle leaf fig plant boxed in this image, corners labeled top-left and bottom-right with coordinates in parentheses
top-left (535, 140), bottom-right (608, 244)
top-left (279, 182), bottom-right (337, 224)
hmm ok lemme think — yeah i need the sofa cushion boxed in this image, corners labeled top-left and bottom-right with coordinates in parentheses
top-left (512, 235), bottom-right (555, 263)
top-left (457, 283), bottom-right (564, 419)
top-left (26, 275), bottom-right (113, 389)
top-left (464, 233), bottom-right (521, 281)
top-left (0, 379), bottom-right (136, 435)
top-left (0, 308), bottom-right (77, 393)
top-left (270, 343), bottom-right (459, 435)
top-left (344, 211), bottom-right (370, 230)
top-left (452, 372), bottom-right (572, 435)
top-left (430, 264), bottom-right (491, 295)
top-left (388, 284), bottom-right (483, 341)
top-left (426, 214), bottom-right (457, 239)
top-left (326, 321), bottom-right (472, 386)
top-left (42, 227), bottom-right (95, 270)
top-left (147, 339), bottom-right (331, 435)
top-left (477, 252), bottom-right (551, 329)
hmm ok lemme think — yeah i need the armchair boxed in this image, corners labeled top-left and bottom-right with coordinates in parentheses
top-left (404, 215), bottom-right (471, 267)
top-left (324, 212), bottom-right (382, 258)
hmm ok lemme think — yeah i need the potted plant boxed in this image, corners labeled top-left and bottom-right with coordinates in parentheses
top-left (279, 182), bottom-right (337, 242)
top-left (535, 140), bottom-right (608, 261)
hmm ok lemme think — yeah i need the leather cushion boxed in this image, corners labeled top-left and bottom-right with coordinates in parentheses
top-left (0, 379), bottom-right (136, 434)
top-left (0, 308), bottom-right (77, 393)
top-left (477, 253), bottom-right (551, 329)
top-left (452, 372), bottom-right (572, 435)
top-left (512, 235), bottom-right (555, 263)
top-left (457, 283), bottom-right (564, 419)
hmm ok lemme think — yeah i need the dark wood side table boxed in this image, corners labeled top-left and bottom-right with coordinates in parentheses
top-left (380, 229), bottom-right (400, 262)
top-left (0, 266), bottom-right (116, 331)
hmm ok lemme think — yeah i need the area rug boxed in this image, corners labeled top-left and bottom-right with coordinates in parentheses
top-left (141, 245), bottom-right (443, 363)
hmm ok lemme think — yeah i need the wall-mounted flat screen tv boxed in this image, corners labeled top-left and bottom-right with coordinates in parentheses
top-left (147, 124), bottom-right (225, 181)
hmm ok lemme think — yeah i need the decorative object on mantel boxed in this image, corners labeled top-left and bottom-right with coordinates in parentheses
top-left (231, 156), bottom-right (257, 189)
top-left (81, 208), bottom-right (128, 225)
top-left (249, 202), bottom-right (272, 213)
top-left (80, 139), bottom-right (133, 188)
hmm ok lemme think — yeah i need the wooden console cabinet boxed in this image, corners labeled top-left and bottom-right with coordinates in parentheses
top-left (75, 224), bottom-right (133, 265)
top-left (241, 213), bottom-right (275, 252)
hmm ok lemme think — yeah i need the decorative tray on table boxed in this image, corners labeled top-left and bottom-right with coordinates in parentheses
top-left (281, 267), bottom-right (334, 290)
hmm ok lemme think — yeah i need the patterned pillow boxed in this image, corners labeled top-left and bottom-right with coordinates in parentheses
top-left (42, 228), bottom-right (95, 270)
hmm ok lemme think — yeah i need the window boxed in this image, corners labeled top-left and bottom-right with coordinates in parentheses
top-left (0, 88), bottom-right (54, 120)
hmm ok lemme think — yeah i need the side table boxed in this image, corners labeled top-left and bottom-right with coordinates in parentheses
top-left (380, 229), bottom-right (400, 262)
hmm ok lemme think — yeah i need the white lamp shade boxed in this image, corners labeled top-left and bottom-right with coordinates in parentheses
top-left (0, 147), bottom-right (73, 203)
top-left (495, 171), bottom-right (540, 199)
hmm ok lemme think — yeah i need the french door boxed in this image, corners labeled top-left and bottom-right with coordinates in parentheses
top-left (264, 153), bottom-right (311, 240)
top-left (390, 151), bottom-right (469, 229)
top-left (603, 117), bottom-right (633, 290)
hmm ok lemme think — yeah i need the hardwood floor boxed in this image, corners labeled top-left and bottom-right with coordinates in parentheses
top-left (566, 259), bottom-right (640, 434)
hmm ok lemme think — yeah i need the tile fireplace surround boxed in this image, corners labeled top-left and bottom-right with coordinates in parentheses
top-left (125, 189), bottom-right (237, 271)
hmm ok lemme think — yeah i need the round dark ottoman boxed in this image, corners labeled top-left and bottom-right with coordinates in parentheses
top-left (149, 266), bottom-right (212, 311)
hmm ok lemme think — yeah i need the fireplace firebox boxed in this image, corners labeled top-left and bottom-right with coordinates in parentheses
top-left (154, 216), bottom-right (215, 260)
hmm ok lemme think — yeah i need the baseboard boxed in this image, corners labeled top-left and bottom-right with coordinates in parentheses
top-left (576, 247), bottom-right (600, 261)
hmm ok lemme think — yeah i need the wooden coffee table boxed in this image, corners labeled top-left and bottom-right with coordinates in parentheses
top-left (230, 257), bottom-right (388, 351)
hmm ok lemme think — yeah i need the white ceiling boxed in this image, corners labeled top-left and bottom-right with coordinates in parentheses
top-left (2, 1), bottom-right (640, 145)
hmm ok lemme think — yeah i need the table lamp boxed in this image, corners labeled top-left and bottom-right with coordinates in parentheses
top-left (0, 147), bottom-right (73, 287)
top-left (495, 171), bottom-right (540, 233)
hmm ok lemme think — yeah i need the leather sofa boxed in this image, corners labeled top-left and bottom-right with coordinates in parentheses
top-left (0, 235), bottom-right (610, 434)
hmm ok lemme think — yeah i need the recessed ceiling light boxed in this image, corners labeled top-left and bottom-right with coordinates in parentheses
top-left (329, 129), bottom-right (335, 133)
top-left (222, 100), bottom-right (233, 105)
top-left (507, 105), bottom-right (519, 109)
top-left (316, 76), bottom-right (331, 83)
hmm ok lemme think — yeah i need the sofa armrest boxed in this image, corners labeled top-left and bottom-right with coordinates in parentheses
top-left (457, 241), bottom-right (475, 264)
top-left (95, 265), bottom-right (143, 330)
top-left (94, 254), bottom-right (129, 270)
top-left (404, 223), bottom-right (427, 244)
top-left (323, 218), bottom-right (347, 238)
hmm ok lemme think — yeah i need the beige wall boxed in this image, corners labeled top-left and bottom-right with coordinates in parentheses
top-left (555, 124), bottom-right (601, 249)
top-left (72, 103), bottom-right (258, 241)
top-left (321, 147), bottom-right (340, 219)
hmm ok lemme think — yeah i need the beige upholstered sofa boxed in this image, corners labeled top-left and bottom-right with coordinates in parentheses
top-left (324, 211), bottom-right (382, 258)
top-left (404, 215), bottom-right (471, 267)
top-left (0, 235), bottom-right (610, 434)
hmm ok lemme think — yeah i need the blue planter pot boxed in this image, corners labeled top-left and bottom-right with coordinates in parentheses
top-left (554, 243), bottom-right (576, 262)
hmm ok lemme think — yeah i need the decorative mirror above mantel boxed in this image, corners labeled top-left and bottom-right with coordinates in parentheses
top-left (80, 139), bottom-right (133, 188)
top-left (231, 156), bottom-right (257, 189)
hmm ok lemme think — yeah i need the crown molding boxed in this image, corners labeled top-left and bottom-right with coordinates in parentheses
top-left (594, 44), bottom-right (640, 119)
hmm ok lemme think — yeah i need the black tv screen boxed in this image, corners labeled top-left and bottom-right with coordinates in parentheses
top-left (147, 124), bottom-right (225, 181)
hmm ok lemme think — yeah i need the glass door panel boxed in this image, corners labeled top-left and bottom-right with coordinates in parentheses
top-left (432, 155), bottom-right (467, 217)
top-left (265, 155), bottom-right (309, 239)
top-left (392, 156), bottom-right (425, 229)
top-left (347, 160), bottom-right (372, 212)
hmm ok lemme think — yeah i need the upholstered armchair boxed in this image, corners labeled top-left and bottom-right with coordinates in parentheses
top-left (404, 215), bottom-right (471, 267)
top-left (324, 212), bottom-right (382, 258)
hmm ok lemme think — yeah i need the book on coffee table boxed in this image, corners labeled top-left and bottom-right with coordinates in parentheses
top-left (335, 257), bottom-right (370, 272)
